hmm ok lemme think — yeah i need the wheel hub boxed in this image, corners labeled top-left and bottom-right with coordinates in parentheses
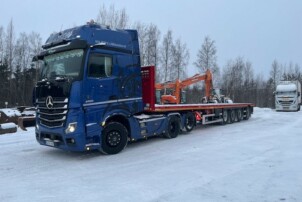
top-left (107, 131), bottom-right (121, 146)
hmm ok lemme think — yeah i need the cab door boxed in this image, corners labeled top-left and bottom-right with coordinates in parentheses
top-left (83, 52), bottom-right (117, 104)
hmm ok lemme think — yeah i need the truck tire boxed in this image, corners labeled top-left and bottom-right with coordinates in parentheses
top-left (237, 109), bottom-right (243, 122)
top-left (221, 109), bottom-right (229, 125)
top-left (100, 122), bottom-right (128, 155)
top-left (244, 107), bottom-right (250, 120)
top-left (229, 110), bottom-right (236, 123)
top-left (164, 116), bottom-right (180, 138)
top-left (184, 112), bottom-right (196, 132)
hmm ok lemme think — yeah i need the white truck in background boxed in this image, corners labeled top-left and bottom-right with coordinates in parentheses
top-left (274, 80), bottom-right (301, 111)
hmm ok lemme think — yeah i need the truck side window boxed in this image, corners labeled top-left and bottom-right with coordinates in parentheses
top-left (88, 54), bottom-right (112, 78)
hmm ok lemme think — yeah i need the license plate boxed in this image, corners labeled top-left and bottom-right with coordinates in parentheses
top-left (45, 140), bottom-right (55, 147)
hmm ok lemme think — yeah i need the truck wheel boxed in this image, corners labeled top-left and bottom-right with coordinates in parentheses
top-left (237, 109), bottom-right (243, 122)
top-left (164, 116), bottom-right (180, 138)
top-left (229, 110), bottom-right (236, 123)
top-left (221, 109), bottom-right (229, 125)
top-left (184, 112), bottom-right (196, 132)
top-left (100, 122), bottom-right (128, 155)
top-left (244, 108), bottom-right (250, 120)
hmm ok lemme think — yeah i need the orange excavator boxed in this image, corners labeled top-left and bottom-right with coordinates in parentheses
top-left (155, 69), bottom-right (213, 104)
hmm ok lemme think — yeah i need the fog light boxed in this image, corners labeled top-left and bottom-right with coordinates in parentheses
top-left (65, 122), bottom-right (77, 134)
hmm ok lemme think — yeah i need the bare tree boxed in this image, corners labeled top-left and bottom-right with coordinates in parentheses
top-left (171, 38), bottom-right (189, 80)
top-left (0, 26), bottom-right (10, 106)
top-left (0, 26), bottom-right (4, 61)
top-left (145, 24), bottom-right (160, 67)
top-left (194, 36), bottom-right (220, 85)
top-left (133, 22), bottom-right (148, 66)
top-left (242, 60), bottom-right (254, 102)
top-left (133, 22), bottom-right (161, 72)
top-left (15, 32), bottom-right (34, 105)
top-left (270, 60), bottom-right (282, 89)
top-left (5, 19), bottom-right (15, 106)
top-left (96, 4), bottom-right (129, 29)
top-left (5, 20), bottom-right (14, 73)
top-left (221, 57), bottom-right (256, 103)
top-left (280, 62), bottom-right (302, 81)
top-left (160, 30), bottom-right (173, 82)
top-left (28, 32), bottom-right (42, 81)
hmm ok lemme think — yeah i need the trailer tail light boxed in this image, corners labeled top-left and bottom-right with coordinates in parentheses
top-left (195, 112), bottom-right (202, 121)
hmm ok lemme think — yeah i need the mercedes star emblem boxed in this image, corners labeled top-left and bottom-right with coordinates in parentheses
top-left (46, 96), bottom-right (54, 109)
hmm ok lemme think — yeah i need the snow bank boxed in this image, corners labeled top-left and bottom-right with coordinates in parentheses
top-left (21, 110), bottom-right (36, 116)
top-left (0, 122), bottom-right (17, 129)
top-left (0, 122), bottom-right (17, 134)
top-left (0, 108), bottom-right (21, 117)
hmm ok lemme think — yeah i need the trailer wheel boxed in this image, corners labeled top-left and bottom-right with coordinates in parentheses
top-left (100, 122), bottom-right (128, 155)
top-left (229, 110), bottom-right (236, 123)
top-left (184, 112), bottom-right (196, 132)
top-left (164, 116), bottom-right (180, 138)
top-left (222, 109), bottom-right (229, 125)
top-left (237, 109), bottom-right (243, 122)
top-left (244, 107), bottom-right (250, 120)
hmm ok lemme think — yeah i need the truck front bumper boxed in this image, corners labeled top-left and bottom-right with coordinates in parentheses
top-left (35, 126), bottom-right (101, 152)
top-left (275, 104), bottom-right (299, 111)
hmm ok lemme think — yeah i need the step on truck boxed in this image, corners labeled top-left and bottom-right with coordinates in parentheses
top-left (33, 21), bottom-right (254, 154)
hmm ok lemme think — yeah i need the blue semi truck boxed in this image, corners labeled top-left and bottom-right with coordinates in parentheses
top-left (33, 21), bottom-right (254, 154)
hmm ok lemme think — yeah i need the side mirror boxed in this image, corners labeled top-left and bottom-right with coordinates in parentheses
top-left (273, 91), bottom-right (276, 95)
top-left (298, 92), bottom-right (301, 96)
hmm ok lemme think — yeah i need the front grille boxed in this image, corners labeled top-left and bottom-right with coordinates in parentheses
top-left (37, 97), bottom-right (68, 128)
top-left (279, 100), bottom-right (294, 106)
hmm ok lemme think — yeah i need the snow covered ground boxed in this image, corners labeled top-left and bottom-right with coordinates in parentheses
top-left (0, 107), bottom-right (301, 202)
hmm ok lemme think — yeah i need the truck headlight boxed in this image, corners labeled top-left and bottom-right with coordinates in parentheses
top-left (65, 122), bottom-right (77, 134)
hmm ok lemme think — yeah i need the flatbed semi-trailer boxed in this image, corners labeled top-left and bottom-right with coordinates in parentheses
top-left (33, 22), bottom-right (254, 154)
top-left (141, 65), bottom-right (253, 122)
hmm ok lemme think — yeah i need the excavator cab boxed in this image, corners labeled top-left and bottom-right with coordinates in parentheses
top-left (210, 88), bottom-right (233, 103)
top-left (180, 90), bottom-right (186, 104)
top-left (155, 89), bottom-right (162, 104)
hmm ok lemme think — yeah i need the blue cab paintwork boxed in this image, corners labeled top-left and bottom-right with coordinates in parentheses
top-left (35, 23), bottom-right (168, 152)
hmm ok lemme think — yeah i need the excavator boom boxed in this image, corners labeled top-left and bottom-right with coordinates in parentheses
top-left (155, 69), bottom-right (213, 104)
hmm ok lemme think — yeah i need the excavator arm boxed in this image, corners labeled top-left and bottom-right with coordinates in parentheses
top-left (156, 69), bottom-right (213, 104)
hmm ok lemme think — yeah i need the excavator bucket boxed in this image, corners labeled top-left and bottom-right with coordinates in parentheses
top-left (18, 117), bottom-right (36, 131)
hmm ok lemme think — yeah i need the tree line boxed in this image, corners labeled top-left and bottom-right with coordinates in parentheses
top-left (0, 4), bottom-right (301, 108)
top-left (0, 20), bottom-right (42, 108)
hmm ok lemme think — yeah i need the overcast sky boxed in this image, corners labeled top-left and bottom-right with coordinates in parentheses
top-left (1, 0), bottom-right (301, 78)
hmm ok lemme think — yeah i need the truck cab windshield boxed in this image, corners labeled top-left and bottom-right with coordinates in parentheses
top-left (40, 49), bottom-right (84, 81)
top-left (276, 91), bottom-right (296, 95)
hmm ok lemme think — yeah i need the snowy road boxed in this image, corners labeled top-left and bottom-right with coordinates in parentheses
top-left (0, 108), bottom-right (301, 202)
